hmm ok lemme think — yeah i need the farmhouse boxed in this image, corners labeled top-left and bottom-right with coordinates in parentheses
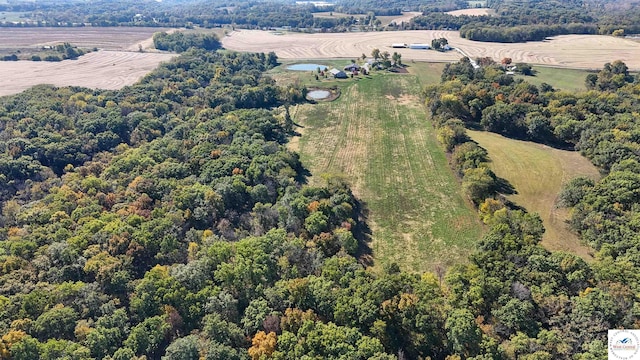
top-left (344, 63), bottom-right (360, 71)
top-left (330, 68), bottom-right (347, 78)
top-left (409, 43), bottom-right (431, 50)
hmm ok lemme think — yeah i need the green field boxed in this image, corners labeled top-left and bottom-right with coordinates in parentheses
top-left (0, 11), bottom-right (29, 22)
top-left (467, 1), bottom-right (488, 7)
top-left (289, 65), bottom-right (483, 272)
top-left (312, 12), bottom-right (366, 18)
top-left (468, 130), bottom-right (600, 260)
top-left (517, 66), bottom-right (591, 92)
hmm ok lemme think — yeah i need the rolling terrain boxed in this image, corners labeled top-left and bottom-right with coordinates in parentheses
top-left (290, 67), bottom-right (483, 272)
top-left (468, 130), bottom-right (601, 260)
top-left (222, 30), bottom-right (640, 69)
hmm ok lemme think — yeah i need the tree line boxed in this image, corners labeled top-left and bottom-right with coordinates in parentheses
top-left (424, 56), bottom-right (640, 358)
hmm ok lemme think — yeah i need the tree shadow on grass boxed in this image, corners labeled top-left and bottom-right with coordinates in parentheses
top-left (495, 176), bottom-right (517, 195)
top-left (295, 164), bottom-right (311, 185)
top-left (353, 198), bottom-right (374, 268)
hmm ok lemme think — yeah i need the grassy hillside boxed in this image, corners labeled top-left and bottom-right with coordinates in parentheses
top-left (468, 130), bottom-right (600, 260)
top-left (516, 66), bottom-right (590, 92)
top-left (290, 67), bottom-right (482, 272)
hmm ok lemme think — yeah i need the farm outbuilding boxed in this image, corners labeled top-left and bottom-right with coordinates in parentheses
top-left (391, 43), bottom-right (407, 48)
top-left (409, 43), bottom-right (431, 49)
top-left (344, 63), bottom-right (360, 71)
top-left (330, 68), bottom-right (347, 78)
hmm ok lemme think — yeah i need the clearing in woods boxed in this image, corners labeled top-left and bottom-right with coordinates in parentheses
top-left (290, 64), bottom-right (483, 272)
top-left (468, 130), bottom-right (600, 260)
top-left (516, 66), bottom-right (590, 92)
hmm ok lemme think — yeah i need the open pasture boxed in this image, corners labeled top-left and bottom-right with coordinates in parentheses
top-left (290, 71), bottom-right (483, 272)
top-left (516, 66), bottom-right (590, 92)
top-left (222, 30), bottom-right (640, 69)
top-left (0, 51), bottom-right (175, 97)
top-left (468, 130), bottom-right (600, 260)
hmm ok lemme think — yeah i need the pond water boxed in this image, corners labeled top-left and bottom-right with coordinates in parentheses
top-left (307, 90), bottom-right (331, 100)
top-left (287, 63), bottom-right (328, 71)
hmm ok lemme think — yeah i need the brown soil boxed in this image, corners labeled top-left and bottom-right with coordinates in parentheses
top-left (0, 51), bottom-right (176, 96)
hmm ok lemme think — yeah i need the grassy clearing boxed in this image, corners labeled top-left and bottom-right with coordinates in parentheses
top-left (467, 1), bottom-right (488, 7)
top-left (290, 68), bottom-right (483, 273)
top-left (0, 11), bottom-right (28, 22)
top-left (406, 62), bottom-right (447, 86)
top-left (312, 12), bottom-right (366, 18)
top-left (517, 66), bottom-right (590, 92)
top-left (268, 60), bottom-right (360, 88)
top-left (468, 130), bottom-right (600, 260)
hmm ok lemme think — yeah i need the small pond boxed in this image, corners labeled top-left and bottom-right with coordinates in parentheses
top-left (287, 63), bottom-right (328, 71)
top-left (307, 90), bottom-right (331, 100)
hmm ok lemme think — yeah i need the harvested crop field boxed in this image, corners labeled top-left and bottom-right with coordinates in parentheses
top-left (380, 11), bottom-right (422, 25)
top-left (222, 30), bottom-right (640, 69)
top-left (0, 27), bottom-right (170, 51)
top-left (0, 27), bottom-right (178, 96)
top-left (446, 8), bottom-right (495, 16)
top-left (0, 51), bottom-right (175, 96)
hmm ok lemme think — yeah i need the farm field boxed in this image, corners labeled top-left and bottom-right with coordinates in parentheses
top-left (0, 27), bottom-right (170, 51)
top-left (289, 69), bottom-right (483, 272)
top-left (222, 30), bottom-right (640, 69)
top-left (468, 130), bottom-right (600, 260)
top-left (446, 8), bottom-right (495, 16)
top-left (0, 27), bottom-right (179, 96)
top-left (0, 51), bottom-right (175, 96)
top-left (312, 11), bottom-right (421, 26)
top-left (378, 11), bottom-right (422, 26)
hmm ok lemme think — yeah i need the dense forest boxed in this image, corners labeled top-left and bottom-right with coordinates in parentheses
top-left (0, 0), bottom-right (362, 30)
top-left (412, 0), bottom-right (640, 41)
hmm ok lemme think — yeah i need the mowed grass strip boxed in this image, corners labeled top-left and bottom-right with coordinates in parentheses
top-left (292, 72), bottom-right (483, 272)
top-left (468, 130), bottom-right (600, 260)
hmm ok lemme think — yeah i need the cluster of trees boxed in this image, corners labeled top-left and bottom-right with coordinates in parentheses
top-left (153, 32), bottom-right (220, 53)
top-left (0, 43), bottom-right (89, 62)
top-left (410, 0), bottom-right (640, 42)
top-left (367, 48), bottom-right (402, 70)
top-left (459, 23), bottom-right (598, 43)
top-left (427, 58), bottom-right (640, 152)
